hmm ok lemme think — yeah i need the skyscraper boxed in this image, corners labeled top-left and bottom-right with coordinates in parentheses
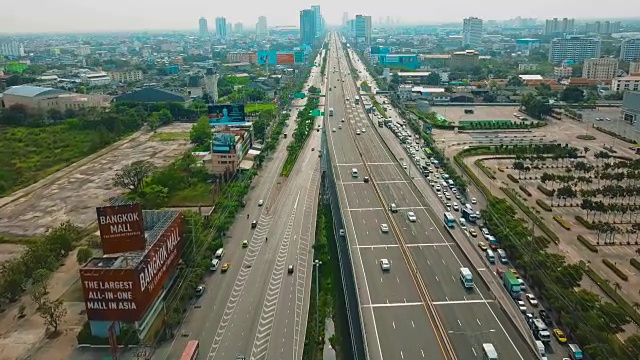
top-left (462, 17), bottom-right (483, 48)
top-left (256, 16), bottom-right (268, 37)
top-left (226, 23), bottom-right (232, 35)
top-left (544, 18), bottom-right (575, 35)
top-left (215, 17), bottom-right (227, 38)
top-left (342, 12), bottom-right (349, 27)
top-left (311, 5), bottom-right (322, 36)
top-left (300, 9), bottom-right (316, 46)
top-left (355, 15), bottom-right (372, 44)
top-left (199, 17), bottom-right (208, 37)
top-left (549, 36), bottom-right (601, 63)
top-left (234, 23), bottom-right (243, 33)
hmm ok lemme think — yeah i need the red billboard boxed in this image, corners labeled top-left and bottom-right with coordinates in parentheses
top-left (96, 203), bottom-right (146, 254)
top-left (80, 215), bottom-right (184, 322)
top-left (276, 53), bottom-right (295, 64)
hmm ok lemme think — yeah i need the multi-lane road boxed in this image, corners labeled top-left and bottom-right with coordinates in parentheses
top-left (154, 49), bottom-right (326, 360)
top-left (324, 33), bottom-right (535, 360)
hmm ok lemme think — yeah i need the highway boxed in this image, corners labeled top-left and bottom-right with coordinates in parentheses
top-left (325, 33), bottom-right (536, 360)
top-left (154, 49), bottom-right (325, 360)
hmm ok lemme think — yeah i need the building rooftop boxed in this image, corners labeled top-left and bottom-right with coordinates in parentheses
top-left (397, 72), bottom-right (432, 77)
top-left (519, 74), bottom-right (544, 80)
top-left (4, 85), bottom-right (67, 98)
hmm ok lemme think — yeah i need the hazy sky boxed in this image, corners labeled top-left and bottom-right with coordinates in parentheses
top-left (0, 0), bottom-right (633, 33)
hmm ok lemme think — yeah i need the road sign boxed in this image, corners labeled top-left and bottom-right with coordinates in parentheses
top-left (294, 92), bottom-right (306, 99)
top-left (311, 110), bottom-right (324, 116)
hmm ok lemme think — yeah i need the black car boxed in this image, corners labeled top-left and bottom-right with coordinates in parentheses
top-left (363, 176), bottom-right (370, 183)
top-left (539, 309), bottom-right (552, 325)
top-left (251, 221), bottom-right (257, 229)
top-left (288, 265), bottom-right (295, 274)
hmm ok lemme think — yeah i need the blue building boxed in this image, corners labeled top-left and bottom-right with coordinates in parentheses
top-left (515, 38), bottom-right (541, 53)
top-left (378, 54), bottom-right (420, 70)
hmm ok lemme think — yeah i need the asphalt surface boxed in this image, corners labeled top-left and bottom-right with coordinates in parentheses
top-left (153, 50), bottom-right (325, 360)
top-left (325, 34), bottom-right (538, 360)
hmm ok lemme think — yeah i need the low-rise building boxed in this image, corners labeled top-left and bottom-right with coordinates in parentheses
top-left (226, 51), bottom-right (257, 64)
top-left (450, 50), bottom-right (479, 71)
top-left (1, 85), bottom-right (110, 111)
top-left (206, 129), bottom-right (252, 175)
top-left (81, 72), bottom-right (111, 86)
top-left (582, 58), bottom-right (618, 79)
top-left (518, 63), bottom-right (538, 71)
top-left (630, 61), bottom-right (640, 76)
top-left (396, 72), bottom-right (437, 85)
top-left (108, 70), bottom-right (144, 83)
top-left (612, 76), bottom-right (640, 92)
top-left (113, 87), bottom-right (188, 103)
top-left (554, 64), bottom-right (573, 78)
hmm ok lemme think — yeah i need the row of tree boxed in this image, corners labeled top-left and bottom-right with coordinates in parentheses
top-left (482, 197), bottom-right (640, 359)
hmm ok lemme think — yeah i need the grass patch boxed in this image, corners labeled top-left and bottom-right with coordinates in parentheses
top-left (0, 235), bottom-right (40, 245)
top-left (502, 187), bottom-right (559, 243)
top-left (150, 131), bottom-right (190, 141)
top-left (536, 199), bottom-right (552, 212)
top-left (474, 159), bottom-right (496, 180)
top-left (245, 103), bottom-right (277, 114)
top-left (577, 235), bottom-right (598, 253)
top-left (506, 173), bottom-right (520, 183)
top-left (166, 182), bottom-right (214, 206)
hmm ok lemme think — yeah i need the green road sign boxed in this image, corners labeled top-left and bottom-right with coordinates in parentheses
top-left (294, 92), bottom-right (306, 99)
top-left (311, 110), bottom-right (324, 116)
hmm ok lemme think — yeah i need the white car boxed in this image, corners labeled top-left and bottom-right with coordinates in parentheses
top-left (518, 279), bottom-right (526, 291)
top-left (517, 300), bottom-right (527, 313)
top-left (526, 293), bottom-right (539, 307)
top-left (380, 224), bottom-right (389, 233)
top-left (380, 258), bottom-right (391, 271)
top-left (338, 125), bottom-right (342, 129)
top-left (361, 128), bottom-right (366, 133)
top-left (407, 211), bottom-right (417, 222)
top-left (402, 163), bottom-right (407, 169)
top-left (471, 198), bottom-right (477, 204)
top-left (332, 128), bottom-right (336, 132)
top-left (258, 199), bottom-right (264, 206)
top-left (356, 129), bottom-right (361, 135)
top-left (452, 203), bottom-right (459, 211)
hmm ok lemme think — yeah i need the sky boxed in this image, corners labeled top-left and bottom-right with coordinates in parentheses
top-left (0, 0), bottom-right (634, 34)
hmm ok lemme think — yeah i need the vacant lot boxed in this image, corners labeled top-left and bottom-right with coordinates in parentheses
top-left (432, 105), bottom-right (536, 123)
top-left (0, 123), bottom-right (192, 237)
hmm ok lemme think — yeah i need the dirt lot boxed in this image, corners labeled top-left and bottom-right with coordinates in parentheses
top-left (432, 105), bottom-right (536, 123)
top-left (0, 123), bottom-right (192, 237)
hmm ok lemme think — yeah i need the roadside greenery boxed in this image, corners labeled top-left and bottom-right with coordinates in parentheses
top-left (520, 93), bottom-right (553, 119)
top-left (280, 90), bottom-right (320, 177)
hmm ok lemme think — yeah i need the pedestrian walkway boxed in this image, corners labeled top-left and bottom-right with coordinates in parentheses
top-left (323, 318), bottom-right (336, 360)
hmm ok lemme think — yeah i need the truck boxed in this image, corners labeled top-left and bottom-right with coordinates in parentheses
top-left (531, 318), bottom-right (552, 343)
top-left (378, 119), bottom-right (384, 127)
top-left (502, 270), bottom-right (521, 299)
top-left (461, 208), bottom-right (476, 224)
top-left (329, 108), bottom-right (334, 116)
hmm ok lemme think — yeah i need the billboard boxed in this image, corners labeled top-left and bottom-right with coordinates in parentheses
top-left (208, 104), bottom-right (246, 125)
top-left (276, 53), bottom-right (295, 64)
top-left (257, 50), bottom-right (278, 65)
top-left (96, 203), bottom-right (146, 254)
top-left (80, 215), bottom-right (184, 322)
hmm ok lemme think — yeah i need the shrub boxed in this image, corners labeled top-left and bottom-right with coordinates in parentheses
top-left (574, 215), bottom-right (594, 229)
top-left (537, 184), bottom-right (554, 197)
top-left (602, 259), bottom-right (628, 281)
top-left (536, 199), bottom-right (552, 212)
top-left (519, 185), bottom-right (531, 197)
top-left (630, 258), bottom-right (640, 271)
top-left (474, 159), bottom-right (496, 180)
top-left (507, 174), bottom-right (519, 183)
top-left (553, 215), bottom-right (571, 230)
top-left (577, 235), bottom-right (598, 253)
top-left (576, 134), bottom-right (596, 140)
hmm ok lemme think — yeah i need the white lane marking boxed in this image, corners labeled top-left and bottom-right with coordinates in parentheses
top-left (351, 243), bottom-right (454, 249)
top-left (432, 300), bottom-right (495, 305)
top-left (363, 302), bottom-right (424, 308)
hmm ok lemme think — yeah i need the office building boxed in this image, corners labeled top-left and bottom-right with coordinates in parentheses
top-left (612, 76), bottom-right (640, 92)
top-left (549, 36), bottom-right (601, 64)
top-left (311, 5), bottom-right (322, 36)
top-left (544, 18), bottom-right (575, 35)
top-left (554, 64), bottom-right (574, 78)
top-left (216, 17), bottom-right (227, 38)
top-left (450, 50), bottom-right (480, 71)
top-left (109, 70), bottom-right (144, 83)
top-left (342, 12), bottom-right (349, 27)
top-left (582, 58), bottom-right (618, 79)
top-left (630, 61), bottom-right (640, 75)
top-left (256, 16), bottom-right (268, 37)
top-left (355, 15), bottom-right (372, 44)
top-left (620, 38), bottom-right (640, 61)
top-left (0, 41), bottom-right (25, 57)
top-left (585, 21), bottom-right (621, 35)
top-left (621, 91), bottom-right (640, 127)
top-left (226, 23), bottom-right (232, 35)
top-left (234, 23), bottom-right (243, 33)
top-left (462, 17), bottom-right (483, 48)
top-left (199, 17), bottom-right (208, 37)
top-left (299, 9), bottom-right (316, 45)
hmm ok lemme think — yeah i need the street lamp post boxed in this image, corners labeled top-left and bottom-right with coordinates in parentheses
top-left (314, 260), bottom-right (322, 341)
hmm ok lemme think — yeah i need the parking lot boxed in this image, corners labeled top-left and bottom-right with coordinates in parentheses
top-left (432, 105), bottom-right (537, 124)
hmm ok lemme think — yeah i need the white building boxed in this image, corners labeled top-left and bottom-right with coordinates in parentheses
top-left (630, 61), bottom-right (640, 75)
top-left (462, 17), bottom-right (483, 48)
top-left (81, 72), bottom-right (111, 86)
top-left (612, 76), bottom-right (640, 92)
top-left (620, 39), bottom-right (640, 62)
top-left (554, 64), bottom-right (574, 78)
top-left (582, 58), bottom-right (618, 79)
top-left (108, 70), bottom-right (144, 83)
top-left (544, 18), bottom-right (575, 35)
top-left (518, 63), bottom-right (538, 71)
top-left (0, 41), bottom-right (25, 57)
top-left (199, 17), bottom-right (208, 37)
top-left (256, 16), bottom-right (268, 37)
top-left (549, 36), bottom-right (601, 64)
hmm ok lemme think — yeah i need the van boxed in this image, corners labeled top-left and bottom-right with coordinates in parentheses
top-left (535, 340), bottom-right (545, 358)
top-left (447, 179), bottom-right (455, 188)
top-left (497, 249), bottom-right (508, 264)
top-left (481, 227), bottom-right (491, 239)
top-left (458, 218), bottom-right (466, 228)
top-left (214, 248), bottom-right (224, 259)
top-left (568, 344), bottom-right (583, 360)
top-left (485, 249), bottom-right (496, 264)
top-left (481, 343), bottom-right (498, 360)
top-left (210, 259), bottom-right (220, 271)
top-left (351, 168), bottom-right (359, 177)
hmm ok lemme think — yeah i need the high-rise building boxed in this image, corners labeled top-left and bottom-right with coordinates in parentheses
top-left (544, 18), bottom-right (575, 35)
top-left (226, 23), bottom-right (232, 35)
top-left (256, 16), bottom-right (268, 37)
top-left (462, 17), bottom-right (483, 48)
top-left (311, 5), bottom-right (322, 36)
top-left (300, 9), bottom-right (316, 45)
top-left (620, 38), bottom-right (640, 61)
top-left (234, 23), bottom-right (243, 33)
top-left (342, 12), bottom-right (349, 27)
top-left (585, 21), bottom-right (621, 35)
top-left (199, 17), bottom-right (208, 37)
top-left (549, 36), bottom-right (601, 64)
top-left (216, 17), bottom-right (227, 38)
top-left (0, 41), bottom-right (25, 57)
top-left (582, 58), bottom-right (618, 79)
top-left (355, 15), bottom-right (372, 44)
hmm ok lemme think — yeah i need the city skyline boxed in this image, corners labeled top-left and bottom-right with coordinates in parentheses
top-left (0, 0), bottom-right (636, 34)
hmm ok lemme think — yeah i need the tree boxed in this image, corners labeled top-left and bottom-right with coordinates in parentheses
top-left (37, 297), bottom-right (67, 333)
top-left (189, 116), bottom-right (212, 148)
top-left (424, 72), bottom-right (441, 86)
top-left (560, 86), bottom-right (585, 103)
top-left (113, 160), bottom-right (156, 193)
top-left (146, 113), bottom-right (160, 132)
top-left (76, 247), bottom-right (93, 265)
top-left (507, 75), bottom-right (523, 87)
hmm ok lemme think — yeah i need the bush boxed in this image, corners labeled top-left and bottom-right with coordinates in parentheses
top-left (574, 215), bottom-right (594, 229)
top-left (474, 160), bottom-right (496, 180)
top-left (576, 134), bottom-right (596, 140)
top-left (602, 259), bottom-right (629, 281)
top-left (630, 258), bottom-right (640, 271)
top-left (577, 235), bottom-right (598, 253)
top-left (537, 184), bottom-right (554, 197)
top-left (536, 199), bottom-right (552, 212)
top-left (553, 215), bottom-right (571, 230)
top-left (507, 174), bottom-right (519, 183)
top-left (519, 185), bottom-right (531, 197)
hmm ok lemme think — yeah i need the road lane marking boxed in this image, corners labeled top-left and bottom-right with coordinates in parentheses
top-left (431, 300), bottom-right (495, 305)
top-left (351, 243), bottom-right (454, 249)
top-left (364, 302), bottom-right (424, 308)
top-left (347, 207), bottom-right (384, 211)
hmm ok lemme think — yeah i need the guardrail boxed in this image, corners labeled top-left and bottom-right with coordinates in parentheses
top-left (339, 43), bottom-right (457, 360)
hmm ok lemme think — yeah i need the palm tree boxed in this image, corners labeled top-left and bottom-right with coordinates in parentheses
top-left (613, 282), bottom-right (622, 292)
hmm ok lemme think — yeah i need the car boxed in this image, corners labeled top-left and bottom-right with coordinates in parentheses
top-left (363, 176), bottom-right (370, 183)
top-left (553, 328), bottom-right (567, 343)
top-left (526, 293), bottom-right (539, 307)
top-left (341, 118), bottom-right (345, 122)
top-left (380, 224), bottom-right (389, 233)
top-left (444, 193), bottom-right (451, 200)
top-left (361, 128), bottom-right (366, 133)
top-left (332, 128), bottom-right (336, 132)
top-left (496, 267), bottom-right (505, 277)
top-left (356, 129), bottom-right (361, 135)
top-left (402, 163), bottom-right (407, 169)
top-left (516, 300), bottom-right (527, 313)
top-left (518, 278), bottom-right (526, 290)
top-left (258, 199), bottom-right (264, 206)
top-left (242, 240), bottom-right (249, 248)
top-left (338, 124), bottom-right (342, 129)
top-left (452, 203), bottom-right (460, 211)
top-left (195, 285), bottom-right (205, 296)
top-left (221, 263), bottom-right (230, 272)
top-left (445, 203), bottom-right (451, 210)
top-left (380, 259), bottom-right (391, 271)
top-left (407, 211), bottom-right (417, 222)
top-left (539, 309), bottom-right (552, 325)
top-left (471, 198), bottom-right (477, 204)
top-left (288, 265), bottom-right (295, 274)
top-left (236, 355), bottom-right (246, 360)
top-left (455, 193), bottom-right (461, 200)
top-left (389, 203), bottom-right (398, 213)
top-left (339, 229), bottom-right (345, 236)
top-left (477, 241), bottom-right (488, 250)
top-left (510, 268), bottom-right (521, 278)
top-left (469, 228), bottom-right (478, 237)
top-left (251, 221), bottom-right (257, 229)
top-left (451, 188), bottom-right (458, 194)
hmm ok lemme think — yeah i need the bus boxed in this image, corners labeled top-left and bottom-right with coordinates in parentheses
top-left (444, 212), bottom-right (455, 228)
top-left (180, 340), bottom-right (199, 360)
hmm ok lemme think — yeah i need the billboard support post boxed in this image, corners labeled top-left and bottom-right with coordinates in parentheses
top-left (108, 322), bottom-right (119, 360)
